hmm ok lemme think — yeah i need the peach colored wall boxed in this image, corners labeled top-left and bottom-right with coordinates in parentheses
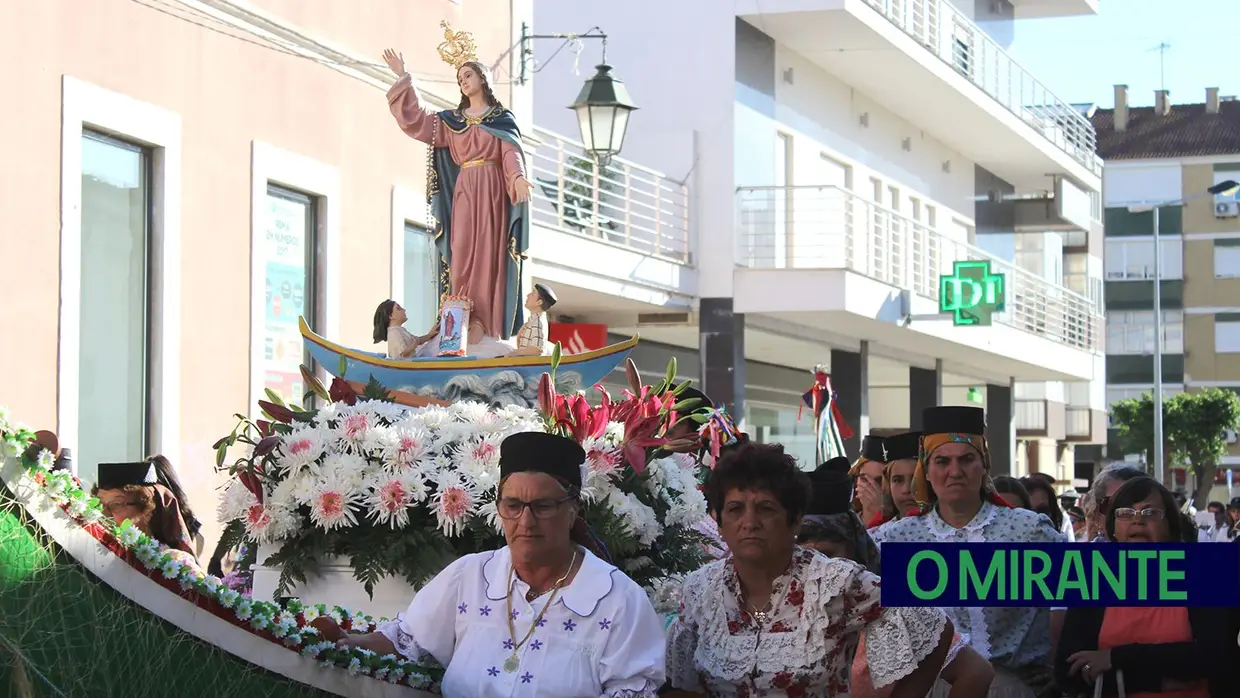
top-left (0, 0), bottom-right (512, 548)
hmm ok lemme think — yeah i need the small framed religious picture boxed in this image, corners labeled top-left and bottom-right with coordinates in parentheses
top-left (437, 295), bottom-right (472, 357)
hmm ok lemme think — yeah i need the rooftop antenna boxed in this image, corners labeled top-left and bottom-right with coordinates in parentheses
top-left (1148, 41), bottom-right (1171, 92)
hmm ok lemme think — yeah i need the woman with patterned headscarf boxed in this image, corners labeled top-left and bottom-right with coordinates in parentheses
top-left (871, 406), bottom-right (1066, 698)
top-left (808, 455), bottom-right (995, 698)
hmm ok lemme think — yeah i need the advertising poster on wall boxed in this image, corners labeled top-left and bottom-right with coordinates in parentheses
top-left (264, 193), bottom-right (310, 402)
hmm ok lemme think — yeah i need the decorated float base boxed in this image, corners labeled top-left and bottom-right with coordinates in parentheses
top-left (252, 544), bottom-right (415, 620)
top-left (0, 448), bottom-right (438, 697)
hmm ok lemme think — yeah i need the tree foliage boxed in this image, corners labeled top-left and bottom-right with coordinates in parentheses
top-left (1109, 388), bottom-right (1240, 506)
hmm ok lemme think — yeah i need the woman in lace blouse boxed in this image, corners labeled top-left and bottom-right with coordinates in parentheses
top-left (666, 442), bottom-right (972, 698)
top-left (871, 407), bottom-right (1065, 698)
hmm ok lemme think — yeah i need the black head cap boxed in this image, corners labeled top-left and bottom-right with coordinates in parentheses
top-left (499, 431), bottom-right (585, 490)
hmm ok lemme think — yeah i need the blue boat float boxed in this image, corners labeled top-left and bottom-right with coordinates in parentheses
top-left (299, 317), bottom-right (639, 402)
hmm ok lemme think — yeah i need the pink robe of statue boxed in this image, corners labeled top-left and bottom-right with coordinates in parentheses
top-left (387, 74), bottom-right (526, 339)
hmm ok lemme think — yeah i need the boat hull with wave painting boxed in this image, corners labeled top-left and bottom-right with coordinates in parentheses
top-left (299, 317), bottom-right (638, 397)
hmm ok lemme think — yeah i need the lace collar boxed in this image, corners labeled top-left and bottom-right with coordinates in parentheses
top-left (481, 546), bottom-right (618, 617)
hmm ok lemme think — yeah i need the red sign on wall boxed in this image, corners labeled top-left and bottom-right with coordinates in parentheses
top-left (548, 323), bottom-right (608, 355)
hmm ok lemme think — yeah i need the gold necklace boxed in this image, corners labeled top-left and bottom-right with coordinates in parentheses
top-left (503, 551), bottom-right (578, 673)
top-left (461, 106), bottom-right (493, 127)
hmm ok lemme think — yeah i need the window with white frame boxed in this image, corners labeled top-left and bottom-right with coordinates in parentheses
top-left (249, 142), bottom-right (339, 418)
top-left (60, 77), bottom-right (183, 485)
top-left (403, 222), bottom-right (440, 334)
top-left (262, 185), bottom-right (317, 403)
top-left (80, 131), bottom-right (151, 466)
top-left (1217, 319), bottom-right (1240, 353)
top-left (1215, 240), bottom-right (1240, 278)
top-left (1105, 309), bottom-right (1183, 354)
top-left (1104, 238), bottom-right (1183, 280)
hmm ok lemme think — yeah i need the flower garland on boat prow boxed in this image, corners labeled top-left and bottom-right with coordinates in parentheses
top-left (0, 406), bottom-right (444, 691)
top-left (215, 350), bottom-right (721, 600)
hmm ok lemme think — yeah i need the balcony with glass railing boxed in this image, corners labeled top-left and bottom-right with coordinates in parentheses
top-left (735, 184), bottom-right (1103, 353)
top-left (859, 0), bottom-right (1102, 177)
top-left (528, 127), bottom-right (691, 265)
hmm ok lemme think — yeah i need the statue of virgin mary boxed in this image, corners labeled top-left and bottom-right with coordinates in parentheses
top-left (382, 22), bottom-right (534, 344)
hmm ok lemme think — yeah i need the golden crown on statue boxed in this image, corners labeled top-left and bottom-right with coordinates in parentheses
top-left (437, 20), bottom-right (479, 69)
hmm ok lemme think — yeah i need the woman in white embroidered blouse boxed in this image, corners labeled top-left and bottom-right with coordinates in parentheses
top-left (313, 431), bottom-right (667, 697)
top-left (667, 441), bottom-right (969, 698)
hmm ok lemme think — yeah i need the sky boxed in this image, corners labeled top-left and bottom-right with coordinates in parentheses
top-left (1008, 0), bottom-right (1235, 109)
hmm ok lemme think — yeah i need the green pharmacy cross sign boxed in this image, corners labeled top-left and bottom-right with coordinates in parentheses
top-left (939, 260), bottom-right (1006, 326)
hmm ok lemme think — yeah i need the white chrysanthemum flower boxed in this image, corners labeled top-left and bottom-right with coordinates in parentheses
top-left (278, 428), bottom-right (326, 474)
top-left (67, 497), bottom-right (90, 518)
top-left (380, 425), bottom-right (431, 472)
top-left (244, 503), bottom-right (301, 542)
top-left (458, 434), bottom-right (502, 484)
top-left (117, 524), bottom-right (143, 548)
top-left (450, 400), bottom-right (490, 424)
top-left (366, 473), bottom-right (427, 529)
top-left (477, 499), bottom-right (502, 532)
top-left (582, 439), bottom-right (623, 491)
top-left (34, 448), bottom-right (55, 472)
top-left (312, 400), bottom-right (342, 426)
top-left (218, 480), bottom-right (259, 523)
top-left (431, 472), bottom-right (477, 537)
top-left (2, 440), bottom-right (20, 459)
top-left (319, 452), bottom-right (369, 492)
top-left (337, 412), bottom-right (374, 453)
top-left (604, 421), bottom-right (626, 443)
top-left (415, 405), bottom-right (451, 430)
top-left (307, 470), bottom-right (363, 531)
top-left (608, 490), bottom-right (661, 546)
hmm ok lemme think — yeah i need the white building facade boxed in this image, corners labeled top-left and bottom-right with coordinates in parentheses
top-left (530, 0), bottom-right (1107, 478)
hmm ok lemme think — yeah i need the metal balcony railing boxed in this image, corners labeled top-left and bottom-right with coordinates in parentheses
top-left (861, 0), bottom-right (1103, 176)
top-left (1066, 407), bottom-right (1092, 437)
top-left (1015, 399), bottom-right (1047, 431)
top-left (529, 128), bottom-right (691, 264)
top-left (736, 185), bottom-right (1102, 352)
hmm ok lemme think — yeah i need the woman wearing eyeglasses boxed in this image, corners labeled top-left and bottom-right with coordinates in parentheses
top-left (313, 431), bottom-right (667, 697)
top-left (1055, 476), bottom-right (1240, 698)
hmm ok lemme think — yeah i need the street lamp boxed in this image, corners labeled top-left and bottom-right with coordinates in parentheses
top-left (569, 64), bottom-right (637, 167)
top-left (1127, 179), bottom-right (1240, 483)
top-left (515, 24), bottom-right (639, 166)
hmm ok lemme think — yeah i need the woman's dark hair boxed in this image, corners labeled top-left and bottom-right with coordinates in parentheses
top-left (1020, 475), bottom-right (1065, 530)
top-left (456, 61), bottom-right (505, 113)
top-left (704, 442), bottom-right (810, 526)
top-left (1105, 476), bottom-right (1183, 542)
top-left (497, 474), bottom-right (611, 563)
top-left (149, 454), bottom-right (201, 540)
top-left (373, 299), bottom-right (397, 344)
top-left (992, 475), bottom-right (1032, 510)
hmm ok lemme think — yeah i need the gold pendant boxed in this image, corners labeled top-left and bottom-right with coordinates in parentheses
top-left (503, 654), bottom-right (519, 673)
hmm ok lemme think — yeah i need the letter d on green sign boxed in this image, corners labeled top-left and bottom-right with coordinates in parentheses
top-left (908, 550), bottom-right (949, 600)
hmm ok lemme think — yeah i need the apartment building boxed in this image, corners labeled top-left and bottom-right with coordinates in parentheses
top-left (532, 0), bottom-right (1107, 476)
top-left (1091, 85), bottom-right (1240, 498)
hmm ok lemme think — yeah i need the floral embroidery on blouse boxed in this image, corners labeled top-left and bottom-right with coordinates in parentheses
top-left (667, 546), bottom-right (947, 697)
top-left (871, 502), bottom-right (1064, 669)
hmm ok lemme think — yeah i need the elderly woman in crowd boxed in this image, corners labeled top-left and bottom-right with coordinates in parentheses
top-left (1056, 476), bottom-right (1240, 697)
top-left (666, 441), bottom-right (969, 698)
top-left (1081, 463), bottom-right (1146, 542)
top-left (93, 457), bottom-right (205, 570)
top-left (872, 407), bottom-right (1065, 698)
top-left (318, 431), bottom-right (666, 697)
